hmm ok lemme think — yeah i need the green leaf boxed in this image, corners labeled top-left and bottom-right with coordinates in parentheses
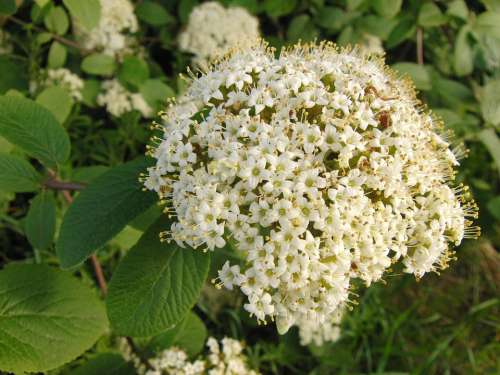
top-left (480, 79), bottom-right (500, 126)
top-left (0, 56), bottom-right (29, 95)
top-left (44, 6), bottom-right (70, 35)
top-left (106, 217), bottom-right (211, 337)
top-left (487, 196), bottom-right (500, 220)
top-left (48, 41), bottom-right (67, 69)
top-left (454, 26), bottom-right (474, 76)
top-left (136, 1), bottom-right (173, 26)
top-left (478, 128), bottom-right (500, 176)
top-left (81, 53), bottom-right (116, 76)
top-left (474, 11), bottom-right (500, 39)
top-left (140, 79), bottom-right (175, 110)
top-left (0, 153), bottom-right (41, 192)
top-left (72, 165), bottom-right (109, 183)
top-left (56, 157), bottom-right (157, 268)
top-left (0, 95), bottom-right (71, 168)
top-left (148, 312), bottom-right (207, 357)
top-left (314, 6), bottom-right (345, 31)
top-left (287, 15), bottom-right (318, 42)
top-left (386, 16), bottom-right (416, 48)
top-left (264, 0), bottom-right (297, 18)
top-left (81, 79), bottom-right (101, 107)
top-left (481, 0), bottom-right (500, 12)
top-left (25, 191), bottom-right (56, 250)
top-left (118, 56), bottom-right (150, 89)
top-left (63, 0), bottom-right (101, 31)
top-left (418, 3), bottom-right (447, 27)
top-left (178, 0), bottom-right (198, 23)
top-left (0, 0), bottom-right (16, 15)
top-left (447, 0), bottom-right (468, 20)
top-left (72, 353), bottom-right (135, 375)
top-left (392, 63), bottom-right (431, 90)
top-left (357, 15), bottom-right (398, 40)
top-left (36, 86), bottom-right (73, 124)
top-left (0, 264), bottom-right (108, 373)
top-left (372, 0), bottom-right (402, 19)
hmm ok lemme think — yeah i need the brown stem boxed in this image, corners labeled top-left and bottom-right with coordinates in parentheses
top-left (7, 15), bottom-right (89, 53)
top-left (44, 179), bottom-right (86, 191)
top-left (416, 28), bottom-right (424, 65)
top-left (53, 175), bottom-right (108, 296)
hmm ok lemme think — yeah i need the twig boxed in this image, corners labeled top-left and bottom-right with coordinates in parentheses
top-left (47, 170), bottom-right (108, 296)
top-left (7, 15), bottom-right (89, 53)
top-left (44, 179), bottom-right (86, 191)
top-left (416, 28), bottom-right (424, 65)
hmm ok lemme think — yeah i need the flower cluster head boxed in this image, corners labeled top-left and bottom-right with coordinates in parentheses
top-left (97, 79), bottom-right (152, 118)
top-left (178, 1), bottom-right (259, 67)
top-left (135, 337), bottom-right (258, 375)
top-left (144, 41), bottom-right (480, 345)
top-left (75, 0), bottom-right (138, 57)
top-left (42, 68), bottom-right (84, 101)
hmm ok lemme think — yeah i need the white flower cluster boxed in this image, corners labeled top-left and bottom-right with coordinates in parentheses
top-left (0, 29), bottom-right (13, 55)
top-left (97, 79), bottom-right (152, 117)
top-left (178, 2), bottom-right (259, 67)
top-left (43, 68), bottom-right (84, 101)
top-left (144, 42), bottom-right (479, 345)
top-left (76, 0), bottom-right (138, 57)
top-left (136, 337), bottom-right (259, 375)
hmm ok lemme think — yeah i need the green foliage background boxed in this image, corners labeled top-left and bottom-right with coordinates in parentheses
top-left (0, 0), bottom-right (499, 374)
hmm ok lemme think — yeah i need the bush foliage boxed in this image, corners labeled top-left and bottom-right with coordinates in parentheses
top-left (0, 0), bottom-right (498, 374)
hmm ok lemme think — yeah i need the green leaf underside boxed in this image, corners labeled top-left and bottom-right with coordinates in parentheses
top-left (0, 153), bottom-right (41, 192)
top-left (106, 217), bottom-right (211, 337)
top-left (0, 264), bottom-right (108, 373)
top-left (56, 157), bottom-right (157, 268)
top-left (72, 353), bottom-right (135, 375)
top-left (0, 95), bottom-right (70, 168)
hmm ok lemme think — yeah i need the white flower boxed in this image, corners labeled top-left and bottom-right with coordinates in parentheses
top-left (133, 337), bottom-right (259, 375)
top-left (178, 2), bottom-right (260, 67)
top-left (145, 41), bottom-right (479, 345)
top-left (75, 0), bottom-right (138, 58)
top-left (42, 68), bottom-right (84, 101)
top-left (97, 79), bottom-right (152, 117)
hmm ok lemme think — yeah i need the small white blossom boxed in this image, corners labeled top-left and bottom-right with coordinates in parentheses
top-left (178, 2), bottom-right (259, 67)
top-left (133, 337), bottom-right (259, 375)
top-left (75, 0), bottom-right (138, 58)
top-left (97, 79), bottom-right (152, 117)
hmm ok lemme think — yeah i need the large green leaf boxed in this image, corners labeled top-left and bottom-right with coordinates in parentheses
top-left (63, 0), bottom-right (101, 31)
top-left (372, 0), bottom-right (402, 19)
top-left (0, 153), bottom-right (42, 192)
top-left (0, 95), bottom-right (70, 168)
top-left (0, 264), bottom-right (108, 373)
top-left (72, 353), bottom-right (135, 375)
top-left (454, 26), bottom-right (474, 76)
top-left (106, 218), bottom-right (211, 337)
top-left (56, 157), bottom-right (157, 268)
top-left (147, 312), bottom-right (207, 357)
top-left (25, 191), bottom-right (56, 250)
